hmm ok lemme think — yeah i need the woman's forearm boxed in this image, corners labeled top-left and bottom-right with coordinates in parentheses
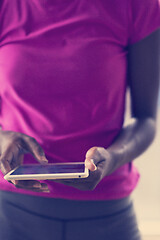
top-left (106, 117), bottom-right (156, 175)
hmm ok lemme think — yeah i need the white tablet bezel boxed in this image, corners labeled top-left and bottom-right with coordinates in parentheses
top-left (4, 162), bottom-right (89, 181)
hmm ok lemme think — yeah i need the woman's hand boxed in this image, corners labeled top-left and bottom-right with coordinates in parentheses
top-left (52, 147), bottom-right (113, 191)
top-left (0, 130), bottom-right (49, 192)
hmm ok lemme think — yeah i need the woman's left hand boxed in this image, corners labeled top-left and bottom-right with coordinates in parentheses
top-left (52, 147), bottom-right (113, 191)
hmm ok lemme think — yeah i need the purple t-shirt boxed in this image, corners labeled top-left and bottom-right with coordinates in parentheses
top-left (0, 0), bottom-right (159, 200)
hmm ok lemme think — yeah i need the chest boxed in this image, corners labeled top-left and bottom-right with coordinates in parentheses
top-left (0, 0), bottom-right (128, 97)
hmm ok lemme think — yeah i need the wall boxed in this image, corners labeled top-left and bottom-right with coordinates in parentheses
top-left (132, 108), bottom-right (160, 237)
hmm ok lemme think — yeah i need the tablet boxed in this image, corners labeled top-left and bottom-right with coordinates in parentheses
top-left (4, 162), bottom-right (89, 181)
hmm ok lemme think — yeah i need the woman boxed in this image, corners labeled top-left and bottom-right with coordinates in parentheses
top-left (0, 0), bottom-right (160, 239)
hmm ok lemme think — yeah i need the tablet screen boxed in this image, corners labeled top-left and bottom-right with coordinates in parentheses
top-left (10, 164), bottom-right (85, 175)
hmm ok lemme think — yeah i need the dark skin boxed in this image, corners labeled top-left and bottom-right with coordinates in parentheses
top-left (0, 29), bottom-right (159, 192)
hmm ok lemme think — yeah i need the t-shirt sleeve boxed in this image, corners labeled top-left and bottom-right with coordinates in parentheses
top-left (129, 0), bottom-right (160, 45)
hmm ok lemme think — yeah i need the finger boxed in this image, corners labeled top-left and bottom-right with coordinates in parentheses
top-left (0, 148), bottom-right (15, 173)
top-left (85, 147), bottom-right (100, 165)
top-left (0, 156), bottom-right (18, 185)
top-left (85, 147), bottom-right (100, 171)
top-left (18, 154), bottom-right (24, 166)
top-left (11, 152), bottom-right (24, 171)
top-left (85, 147), bottom-right (98, 158)
top-left (22, 137), bottom-right (48, 164)
top-left (85, 158), bottom-right (97, 171)
top-left (85, 147), bottom-right (106, 165)
top-left (9, 146), bottom-right (23, 169)
top-left (0, 157), bottom-right (12, 175)
top-left (1, 148), bottom-right (25, 186)
top-left (0, 142), bottom-right (22, 167)
top-left (11, 155), bottom-right (24, 185)
top-left (15, 180), bottom-right (50, 192)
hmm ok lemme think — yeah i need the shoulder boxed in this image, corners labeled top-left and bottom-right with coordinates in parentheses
top-left (128, 0), bottom-right (160, 45)
top-left (129, 0), bottom-right (160, 15)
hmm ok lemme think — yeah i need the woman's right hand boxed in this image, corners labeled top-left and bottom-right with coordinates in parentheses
top-left (0, 130), bottom-right (49, 192)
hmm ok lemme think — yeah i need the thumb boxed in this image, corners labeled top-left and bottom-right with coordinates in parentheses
top-left (85, 147), bottom-right (98, 171)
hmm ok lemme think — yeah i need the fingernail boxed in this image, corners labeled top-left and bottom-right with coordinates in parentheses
top-left (40, 156), bottom-right (48, 164)
top-left (33, 182), bottom-right (41, 188)
top-left (43, 189), bottom-right (50, 193)
top-left (11, 180), bottom-right (16, 185)
top-left (41, 183), bottom-right (49, 189)
top-left (90, 159), bottom-right (97, 171)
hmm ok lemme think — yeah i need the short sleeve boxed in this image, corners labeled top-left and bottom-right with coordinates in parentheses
top-left (129, 0), bottom-right (160, 45)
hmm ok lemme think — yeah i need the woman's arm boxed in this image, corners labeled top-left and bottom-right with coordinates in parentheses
top-left (55, 29), bottom-right (160, 191)
top-left (85, 29), bottom-right (160, 177)
top-left (86, 29), bottom-right (160, 174)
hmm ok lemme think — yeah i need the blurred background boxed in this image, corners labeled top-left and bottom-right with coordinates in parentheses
top-left (126, 94), bottom-right (160, 240)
